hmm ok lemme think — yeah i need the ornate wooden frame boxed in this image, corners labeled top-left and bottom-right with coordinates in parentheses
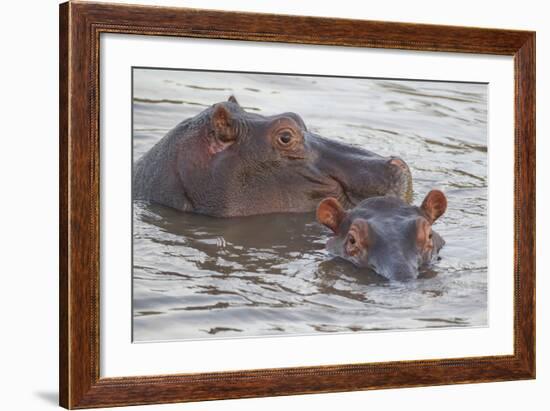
top-left (59, 1), bottom-right (535, 408)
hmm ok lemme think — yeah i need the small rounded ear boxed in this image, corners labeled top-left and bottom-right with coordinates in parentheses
top-left (211, 104), bottom-right (235, 142)
top-left (316, 197), bottom-right (346, 233)
top-left (421, 190), bottom-right (447, 223)
top-left (227, 95), bottom-right (240, 105)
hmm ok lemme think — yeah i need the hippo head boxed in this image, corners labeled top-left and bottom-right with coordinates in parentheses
top-left (133, 96), bottom-right (413, 217)
top-left (316, 190), bottom-right (447, 281)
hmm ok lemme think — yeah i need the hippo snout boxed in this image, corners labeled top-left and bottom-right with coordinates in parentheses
top-left (341, 156), bottom-right (413, 206)
top-left (387, 157), bottom-right (413, 203)
top-left (381, 260), bottom-right (419, 281)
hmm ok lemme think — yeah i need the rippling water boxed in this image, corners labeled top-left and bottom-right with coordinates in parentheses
top-left (132, 68), bottom-right (488, 342)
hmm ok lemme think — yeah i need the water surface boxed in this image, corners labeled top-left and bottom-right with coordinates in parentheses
top-left (132, 68), bottom-right (488, 342)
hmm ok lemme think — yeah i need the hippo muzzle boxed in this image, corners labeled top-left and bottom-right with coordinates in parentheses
top-left (310, 135), bottom-right (413, 207)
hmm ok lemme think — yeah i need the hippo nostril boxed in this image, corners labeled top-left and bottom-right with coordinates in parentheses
top-left (386, 260), bottom-right (419, 281)
top-left (393, 270), bottom-right (418, 281)
top-left (388, 157), bottom-right (409, 173)
top-left (387, 157), bottom-right (413, 203)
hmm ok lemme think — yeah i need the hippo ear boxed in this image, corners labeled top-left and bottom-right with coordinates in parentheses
top-left (421, 190), bottom-right (447, 223)
top-left (316, 197), bottom-right (346, 233)
top-left (211, 104), bottom-right (236, 142)
top-left (227, 95), bottom-right (240, 105)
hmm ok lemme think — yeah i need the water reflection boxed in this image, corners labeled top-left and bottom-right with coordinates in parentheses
top-left (137, 202), bottom-right (326, 275)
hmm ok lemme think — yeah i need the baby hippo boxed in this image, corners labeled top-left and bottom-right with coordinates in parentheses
top-left (316, 190), bottom-right (447, 281)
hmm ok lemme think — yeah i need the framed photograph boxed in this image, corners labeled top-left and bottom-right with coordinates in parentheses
top-left (59, 1), bottom-right (535, 409)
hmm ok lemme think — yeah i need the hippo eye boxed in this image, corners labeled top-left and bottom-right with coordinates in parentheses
top-left (345, 232), bottom-right (362, 256)
top-left (278, 131), bottom-right (293, 145)
top-left (429, 233), bottom-right (433, 239)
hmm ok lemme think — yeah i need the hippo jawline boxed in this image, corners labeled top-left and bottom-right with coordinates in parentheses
top-left (332, 173), bottom-right (413, 209)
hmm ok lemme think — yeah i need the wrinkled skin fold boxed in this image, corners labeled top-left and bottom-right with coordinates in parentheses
top-left (133, 96), bottom-right (413, 217)
top-left (317, 190), bottom-right (447, 281)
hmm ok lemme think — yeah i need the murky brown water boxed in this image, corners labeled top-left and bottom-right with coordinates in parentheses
top-left (132, 68), bottom-right (488, 342)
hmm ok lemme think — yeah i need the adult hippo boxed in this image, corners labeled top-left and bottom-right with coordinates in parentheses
top-left (316, 190), bottom-right (447, 281)
top-left (133, 96), bottom-right (413, 217)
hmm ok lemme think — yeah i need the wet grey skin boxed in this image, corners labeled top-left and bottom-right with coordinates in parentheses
top-left (133, 96), bottom-right (413, 217)
top-left (316, 190), bottom-right (448, 281)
